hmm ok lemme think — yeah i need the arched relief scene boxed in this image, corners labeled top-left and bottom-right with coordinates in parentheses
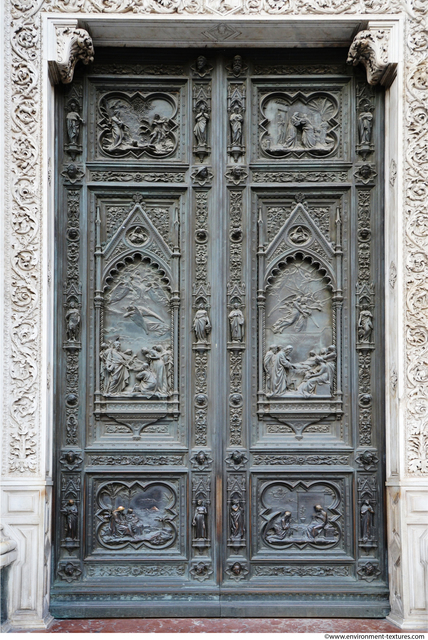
top-left (256, 190), bottom-right (347, 441)
top-left (264, 259), bottom-right (334, 398)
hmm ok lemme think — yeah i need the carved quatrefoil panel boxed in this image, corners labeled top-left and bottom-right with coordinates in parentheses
top-left (94, 479), bottom-right (179, 552)
top-left (98, 91), bottom-right (179, 158)
top-left (259, 92), bottom-right (340, 159)
top-left (258, 478), bottom-right (343, 551)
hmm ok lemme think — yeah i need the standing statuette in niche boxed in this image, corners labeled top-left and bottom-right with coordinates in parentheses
top-left (194, 102), bottom-right (209, 148)
top-left (358, 110), bottom-right (373, 145)
top-left (193, 309), bottom-right (211, 343)
top-left (61, 498), bottom-right (78, 540)
top-left (358, 306), bottom-right (373, 343)
top-left (228, 303), bottom-right (244, 342)
top-left (229, 500), bottom-right (245, 541)
top-left (192, 500), bottom-right (208, 539)
top-left (66, 100), bottom-right (83, 145)
top-left (65, 299), bottom-right (81, 342)
top-left (360, 499), bottom-right (375, 542)
top-left (229, 103), bottom-right (244, 147)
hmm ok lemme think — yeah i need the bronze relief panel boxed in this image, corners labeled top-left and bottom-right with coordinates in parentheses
top-left (253, 79), bottom-right (351, 161)
top-left (89, 79), bottom-right (187, 162)
top-left (255, 190), bottom-right (349, 443)
top-left (87, 474), bottom-right (186, 557)
top-left (252, 474), bottom-right (352, 558)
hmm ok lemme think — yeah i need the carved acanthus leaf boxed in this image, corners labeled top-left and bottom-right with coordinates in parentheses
top-left (50, 27), bottom-right (94, 84)
top-left (347, 29), bottom-right (394, 87)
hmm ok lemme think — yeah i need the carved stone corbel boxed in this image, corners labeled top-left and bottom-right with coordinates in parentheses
top-left (49, 26), bottom-right (94, 85)
top-left (347, 29), bottom-right (396, 87)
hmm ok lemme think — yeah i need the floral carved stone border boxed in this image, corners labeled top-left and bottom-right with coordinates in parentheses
top-left (4, 0), bottom-right (428, 483)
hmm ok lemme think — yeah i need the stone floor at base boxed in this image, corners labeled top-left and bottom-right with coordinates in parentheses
top-left (20, 618), bottom-right (416, 633)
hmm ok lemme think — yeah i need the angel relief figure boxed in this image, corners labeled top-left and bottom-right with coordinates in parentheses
top-left (267, 262), bottom-right (329, 335)
top-left (105, 261), bottom-right (170, 339)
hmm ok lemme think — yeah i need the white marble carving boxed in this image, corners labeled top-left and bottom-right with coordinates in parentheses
top-left (49, 26), bottom-right (94, 84)
top-left (347, 29), bottom-right (393, 86)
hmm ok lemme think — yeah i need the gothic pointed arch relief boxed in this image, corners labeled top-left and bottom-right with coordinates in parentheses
top-left (265, 202), bottom-right (336, 285)
top-left (258, 197), bottom-right (344, 437)
top-left (93, 200), bottom-right (181, 437)
top-left (103, 202), bottom-right (174, 281)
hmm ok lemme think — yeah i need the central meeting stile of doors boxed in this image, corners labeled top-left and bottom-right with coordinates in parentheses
top-left (52, 47), bottom-right (388, 618)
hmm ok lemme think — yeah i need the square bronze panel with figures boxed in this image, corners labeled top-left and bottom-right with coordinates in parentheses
top-left (250, 473), bottom-right (353, 559)
top-left (85, 474), bottom-right (187, 558)
top-left (87, 79), bottom-right (188, 162)
top-left (252, 79), bottom-right (351, 162)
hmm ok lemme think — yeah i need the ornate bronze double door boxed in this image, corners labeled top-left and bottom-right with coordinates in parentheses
top-left (53, 49), bottom-right (388, 617)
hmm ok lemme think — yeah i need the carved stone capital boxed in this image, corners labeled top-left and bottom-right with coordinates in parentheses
top-left (49, 26), bottom-right (94, 85)
top-left (347, 29), bottom-right (396, 87)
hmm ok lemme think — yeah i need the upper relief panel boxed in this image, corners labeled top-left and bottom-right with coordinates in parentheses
top-left (253, 79), bottom-right (351, 162)
top-left (89, 80), bottom-right (187, 162)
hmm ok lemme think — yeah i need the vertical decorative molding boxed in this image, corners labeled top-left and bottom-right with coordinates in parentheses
top-left (193, 191), bottom-right (210, 447)
top-left (6, 0), bottom-right (42, 477)
top-left (227, 190), bottom-right (245, 448)
top-left (356, 189), bottom-right (374, 448)
top-left (63, 189), bottom-right (82, 447)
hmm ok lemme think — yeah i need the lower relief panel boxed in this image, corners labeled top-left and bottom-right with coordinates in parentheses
top-left (85, 474), bottom-right (187, 563)
top-left (251, 474), bottom-right (353, 568)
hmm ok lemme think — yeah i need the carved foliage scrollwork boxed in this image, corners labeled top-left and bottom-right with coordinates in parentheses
top-left (228, 191), bottom-right (245, 447)
top-left (64, 190), bottom-right (82, 446)
top-left (41, 0), bottom-right (400, 15)
top-left (193, 191), bottom-right (210, 446)
top-left (6, 0), bottom-right (44, 474)
top-left (356, 189), bottom-right (374, 447)
top-left (253, 565), bottom-right (350, 577)
top-left (86, 563), bottom-right (186, 577)
top-left (252, 170), bottom-right (348, 184)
